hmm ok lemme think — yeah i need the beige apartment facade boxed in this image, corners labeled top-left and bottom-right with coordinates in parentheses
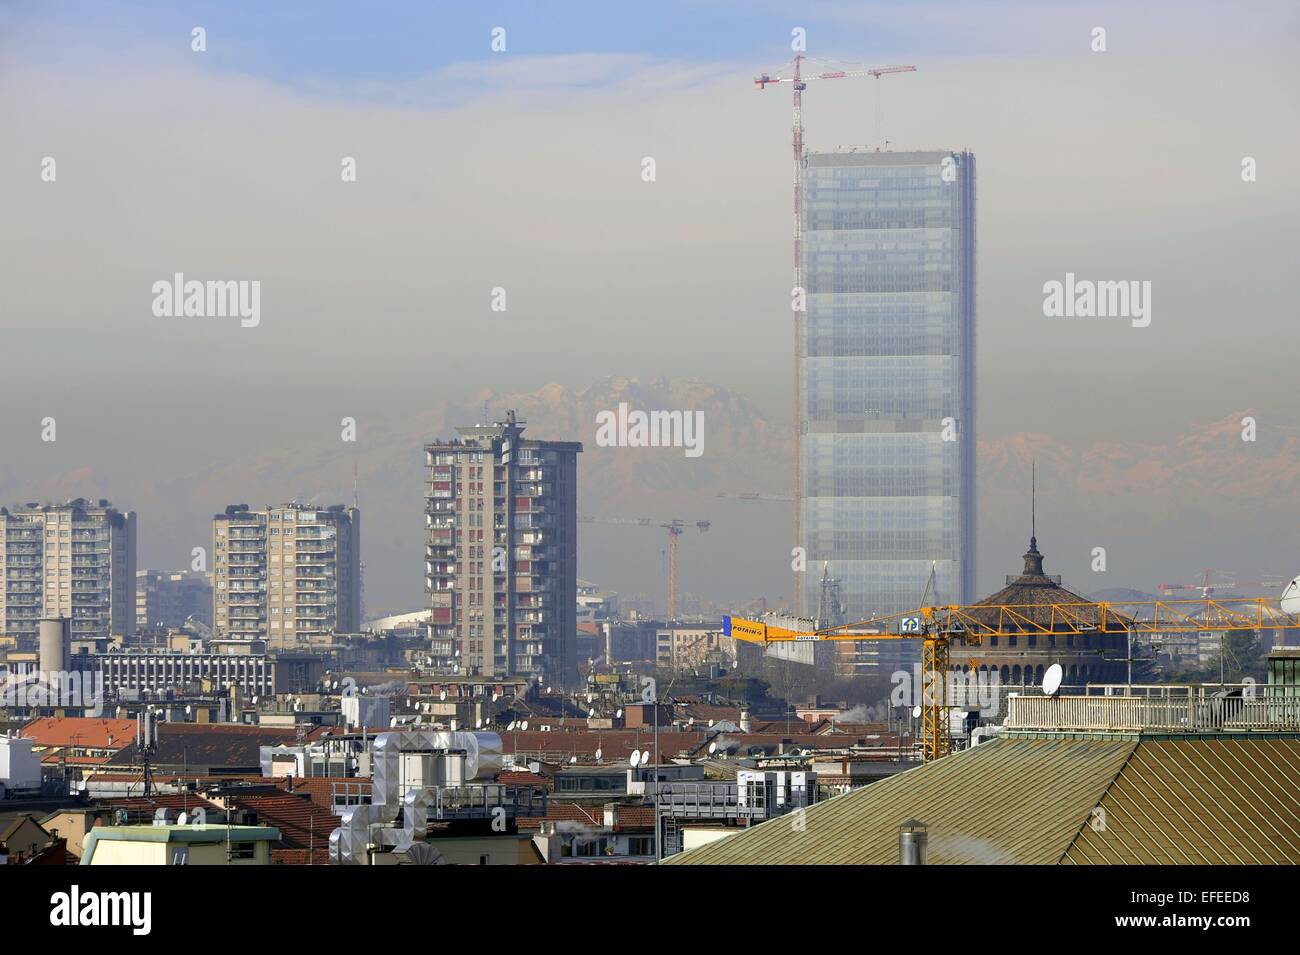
top-left (0, 499), bottom-right (137, 641)
top-left (212, 503), bottom-right (360, 646)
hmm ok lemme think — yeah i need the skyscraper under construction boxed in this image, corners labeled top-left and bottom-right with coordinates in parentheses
top-left (799, 149), bottom-right (976, 670)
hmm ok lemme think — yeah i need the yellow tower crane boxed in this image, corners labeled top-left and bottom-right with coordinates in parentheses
top-left (725, 596), bottom-right (1300, 762)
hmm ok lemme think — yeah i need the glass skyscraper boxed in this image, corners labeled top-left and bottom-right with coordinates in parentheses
top-left (800, 150), bottom-right (975, 667)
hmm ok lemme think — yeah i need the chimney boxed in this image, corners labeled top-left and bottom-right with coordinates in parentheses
top-left (899, 818), bottom-right (927, 865)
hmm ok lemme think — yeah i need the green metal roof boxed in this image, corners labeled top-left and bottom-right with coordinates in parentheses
top-left (663, 737), bottom-right (1135, 865)
top-left (664, 734), bottom-right (1300, 865)
top-left (1064, 737), bottom-right (1300, 864)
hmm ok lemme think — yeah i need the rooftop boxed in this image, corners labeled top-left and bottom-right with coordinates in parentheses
top-left (665, 733), bottom-right (1300, 865)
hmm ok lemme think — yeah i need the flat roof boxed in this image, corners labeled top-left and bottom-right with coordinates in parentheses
top-left (88, 824), bottom-right (281, 844)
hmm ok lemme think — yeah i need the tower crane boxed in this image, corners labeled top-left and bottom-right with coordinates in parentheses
top-left (753, 56), bottom-right (916, 615)
top-left (578, 516), bottom-right (709, 619)
top-left (726, 594), bottom-right (1300, 763)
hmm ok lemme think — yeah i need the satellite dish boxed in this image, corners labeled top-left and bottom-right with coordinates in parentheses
top-left (1043, 663), bottom-right (1064, 697)
top-left (630, 750), bottom-right (641, 767)
top-left (587, 708), bottom-right (595, 718)
top-left (520, 720), bottom-right (529, 731)
top-left (911, 705), bottom-right (922, 719)
top-left (251, 695), bottom-right (258, 704)
top-left (184, 705), bottom-right (191, 715)
top-left (1282, 576), bottom-right (1300, 616)
top-left (615, 708), bottom-right (623, 718)
top-left (507, 721), bottom-right (516, 731)
top-left (709, 741), bottom-right (717, 754)
top-left (586, 693), bottom-right (593, 703)
top-left (688, 717), bottom-right (694, 726)
top-left (440, 690), bottom-right (447, 701)
top-left (708, 720), bottom-right (715, 728)
top-left (595, 748), bottom-right (603, 760)
top-left (476, 718), bottom-right (483, 729)
top-left (389, 717), bottom-right (398, 727)
top-left (569, 756), bottom-right (578, 764)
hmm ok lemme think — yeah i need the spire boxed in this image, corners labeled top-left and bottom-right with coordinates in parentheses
top-left (1030, 459), bottom-right (1036, 550)
top-left (1023, 460), bottom-right (1045, 576)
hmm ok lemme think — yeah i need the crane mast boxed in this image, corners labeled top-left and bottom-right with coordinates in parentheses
top-left (755, 57), bottom-right (917, 615)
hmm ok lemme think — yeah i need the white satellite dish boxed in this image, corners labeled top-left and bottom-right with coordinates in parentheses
top-left (389, 717), bottom-right (398, 727)
top-left (1043, 663), bottom-right (1064, 697)
top-left (708, 719), bottom-right (715, 728)
top-left (708, 741), bottom-right (717, 754)
top-left (569, 756), bottom-right (577, 764)
top-left (520, 720), bottom-right (529, 731)
top-left (588, 708), bottom-right (595, 718)
top-left (440, 690), bottom-right (447, 701)
top-left (688, 717), bottom-right (694, 726)
top-left (476, 718), bottom-right (483, 729)
top-left (911, 705), bottom-right (922, 719)
top-left (630, 750), bottom-right (641, 767)
top-left (586, 693), bottom-right (593, 703)
top-left (595, 748), bottom-right (603, 760)
top-left (615, 708), bottom-right (623, 718)
top-left (1281, 576), bottom-right (1300, 616)
top-left (507, 721), bottom-right (516, 731)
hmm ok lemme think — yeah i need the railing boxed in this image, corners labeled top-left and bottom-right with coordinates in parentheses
top-left (1007, 691), bottom-right (1300, 732)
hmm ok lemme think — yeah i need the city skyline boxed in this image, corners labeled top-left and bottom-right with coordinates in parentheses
top-left (3, 1), bottom-right (1297, 616)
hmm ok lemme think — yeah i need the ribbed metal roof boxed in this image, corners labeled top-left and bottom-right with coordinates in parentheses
top-left (663, 736), bottom-right (1135, 865)
top-left (1064, 737), bottom-right (1300, 864)
top-left (664, 733), bottom-right (1300, 865)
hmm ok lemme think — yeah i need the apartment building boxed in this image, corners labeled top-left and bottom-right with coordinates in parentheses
top-left (0, 499), bottom-right (137, 641)
top-left (425, 411), bottom-right (581, 685)
top-left (212, 504), bottom-right (361, 645)
top-left (136, 569), bottom-right (213, 630)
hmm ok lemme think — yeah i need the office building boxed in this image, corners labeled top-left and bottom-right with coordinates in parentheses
top-left (211, 504), bottom-right (361, 645)
top-left (799, 149), bottom-right (976, 666)
top-left (425, 411), bottom-right (581, 684)
top-left (0, 499), bottom-right (137, 641)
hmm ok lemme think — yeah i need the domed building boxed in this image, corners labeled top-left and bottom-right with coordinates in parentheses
top-left (950, 535), bottom-right (1131, 689)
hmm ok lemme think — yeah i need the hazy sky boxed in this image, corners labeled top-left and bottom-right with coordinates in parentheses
top-left (1, 1), bottom-right (1298, 610)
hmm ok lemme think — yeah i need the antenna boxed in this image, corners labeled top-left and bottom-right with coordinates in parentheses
top-left (1031, 459), bottom-right (1037, 543)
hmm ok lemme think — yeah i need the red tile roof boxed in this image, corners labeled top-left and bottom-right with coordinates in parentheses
top-left (613, 805), bottom-right (656, 830)
top-left (223, 792), bottom-right (339, 851)
top-left (497, 770), bottom-right (551, 790)
top-left (22, 717), bottom-right (136, 750)
top-left (269, 776), bottom-right (372, 810)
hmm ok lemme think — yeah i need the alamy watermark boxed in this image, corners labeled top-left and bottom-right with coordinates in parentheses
top-left (152, 273), bottom-right (260, 328)
top-left (595, 402), bottom-right (704, 458)
top-left (891, 664), bottom-right (1000, 715)
top-left (1042, 272), bottom-right (1151, 328)
top-left (1, 669), bottom-right (105, 716)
